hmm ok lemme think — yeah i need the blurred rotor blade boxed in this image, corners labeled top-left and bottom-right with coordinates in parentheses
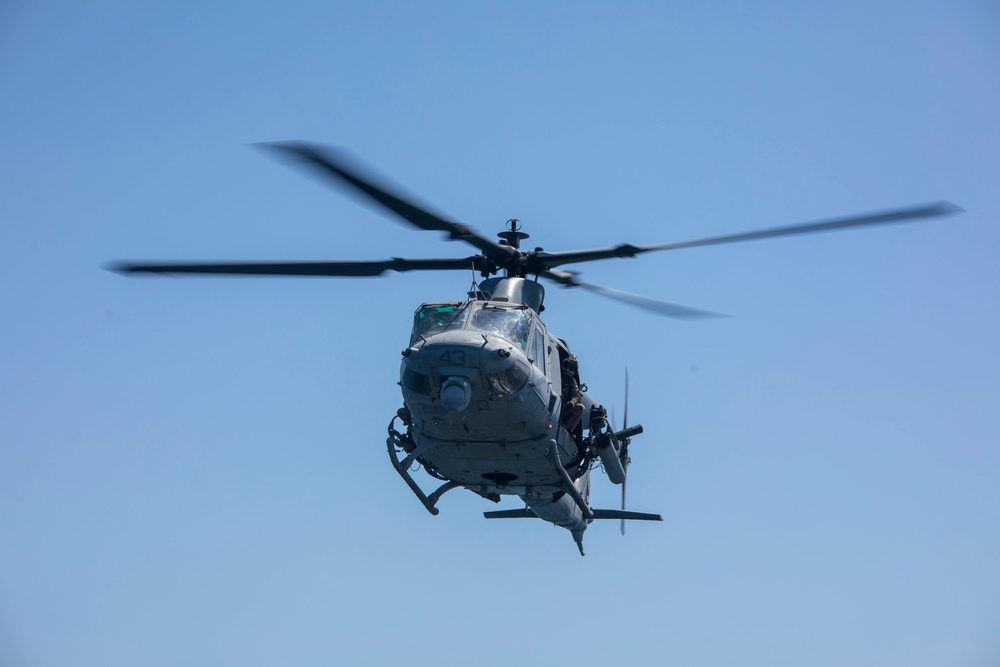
top-left (556, 276), bottom-right (724, 319)
top-left (621, 368), bottom-right (629, 536)
top-left (532, 201), bottom-right (963, 268)
top-left (623, 368), bottom-right (630, 431)
top-left (579, 281), bottom-right (723, 319)
top-left (257, 142), bottom-right (516, 260)
top-left (643, 201), bottom-right (963, 252)
top-left (620, 474), bottom-right (627, 536)
top-left (108, 256), bottom-right (484, 276)
top-left (541, 268), bottom-right (723, 319)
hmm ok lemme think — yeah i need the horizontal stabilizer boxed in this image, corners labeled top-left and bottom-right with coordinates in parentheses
top-left (483, 509), bottom-right (536, 519)
top-left (484, 508), bottom-right (662, 521)
top-left (591, 510), bottom-right (663, 522)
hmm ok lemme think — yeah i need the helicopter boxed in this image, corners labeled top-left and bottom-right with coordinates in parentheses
top-left (111, 142), bottom-right (962, 555)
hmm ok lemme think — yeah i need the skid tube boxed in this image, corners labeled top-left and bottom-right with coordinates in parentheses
top-left (386, 417), bottom-right (461, 516)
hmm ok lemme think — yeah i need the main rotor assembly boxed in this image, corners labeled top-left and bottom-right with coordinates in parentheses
top-left (112, 142), bottom-right (962, 318)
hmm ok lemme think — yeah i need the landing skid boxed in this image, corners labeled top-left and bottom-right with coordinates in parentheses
top-left (386, 417), bottom-right (457, 515)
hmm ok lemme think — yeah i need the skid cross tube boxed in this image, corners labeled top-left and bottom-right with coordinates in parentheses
top-left (399, 438), bottom-right (439, 470)
top-left (427, 480), bottom-right (462, 507)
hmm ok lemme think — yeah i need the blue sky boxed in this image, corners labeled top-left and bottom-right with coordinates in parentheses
top-left (2, 2), bottom-right (999, 666)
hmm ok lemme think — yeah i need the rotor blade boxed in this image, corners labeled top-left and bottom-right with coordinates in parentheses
top-left (541, 268), bottom-right (724, 319)
top-left (256, 142), bottom-right (516, 260)
top-left (644, 200), bottom-right (963, 252)
top-left (623, 368), bottom-right (629, 430)
top-left (108, 256), bottom-right (485, 276)
top-left (620, 474), bottom-right (627, 536)
top-left (572, 279), bottom-right (724, 319)
top-left (579, 281), bottom-right (725, 319)
top-left (531, 243), bottom-right (647, 268)
top-left (531, 201), bottom-right (963, 268)
top-left (621, 369), bottom-right (629, 536)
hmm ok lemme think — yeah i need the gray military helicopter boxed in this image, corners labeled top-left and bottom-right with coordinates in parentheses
top-left (112, 142), bottom-right (962, 555)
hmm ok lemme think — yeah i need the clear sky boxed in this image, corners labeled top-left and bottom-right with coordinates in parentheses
top-left (2, 2), bottom-right (998, 666)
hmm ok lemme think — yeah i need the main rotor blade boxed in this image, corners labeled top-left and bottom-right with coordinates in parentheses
top-left (541, 269), bottom-right (724, 319)
top-left (575, 281), bottom-right (724, 319)
top-left (257, 142), bottom-right (516, 260)
top-left (108, 256), bottom-right (485, 276)
top-left (532, 201), bottom-right (962, 269)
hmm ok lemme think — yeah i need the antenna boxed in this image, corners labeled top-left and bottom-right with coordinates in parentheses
top-left (497, 218), bottom-right (530, 250)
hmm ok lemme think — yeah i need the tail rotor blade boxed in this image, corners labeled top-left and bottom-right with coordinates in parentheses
top-left (621, 368), bottom-right (630, 536)
top-left (620, 474), bottom-right (627, 536)
top-left (623, 368), bottom-right (630, 430)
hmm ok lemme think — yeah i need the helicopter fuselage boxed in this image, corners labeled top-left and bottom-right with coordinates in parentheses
top-left (390, 277), bottom-right (620, 550)
top-left (399, 293), bottom-right (579, 493)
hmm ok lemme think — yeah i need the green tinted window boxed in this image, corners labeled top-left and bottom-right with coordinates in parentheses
top-left (411, 304), bottom-right (468, 342)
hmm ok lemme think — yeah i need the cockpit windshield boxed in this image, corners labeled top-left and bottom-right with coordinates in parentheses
top-left (470, 305), bottom-right (532, 348)
top-left (411, 304), bottom-right (469, 343)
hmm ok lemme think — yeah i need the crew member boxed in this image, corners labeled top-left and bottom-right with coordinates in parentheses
top-left (560, 355), bottom-right (585, 437)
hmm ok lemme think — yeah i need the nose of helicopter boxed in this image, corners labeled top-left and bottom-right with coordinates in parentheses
top-left (400, 329), bottom-right (530, 407)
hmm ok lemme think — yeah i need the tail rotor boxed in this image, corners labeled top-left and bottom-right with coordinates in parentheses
top-left (620, 369), bottom-right (631, 535)
top-left (597, 369), bottom-right (649, 537)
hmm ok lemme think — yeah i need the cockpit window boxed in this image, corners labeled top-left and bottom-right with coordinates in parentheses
top-left (411, 304), bottom-right (468, 343)
top-left (470, 305), bottom-right (531, 348)
top-left (531, 327), bottom-right (546, 368)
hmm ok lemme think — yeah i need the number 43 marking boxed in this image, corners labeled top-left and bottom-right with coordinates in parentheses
top-left (439, 349), bottom-right (466, 365)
